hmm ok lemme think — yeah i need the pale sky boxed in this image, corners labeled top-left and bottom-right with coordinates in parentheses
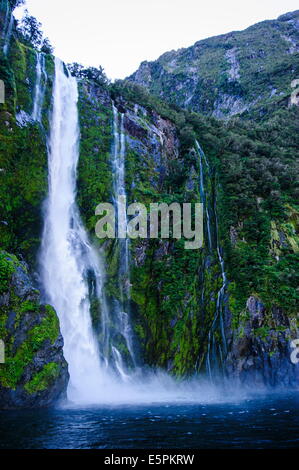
top-left (15, 0), bottom-right (299, 80)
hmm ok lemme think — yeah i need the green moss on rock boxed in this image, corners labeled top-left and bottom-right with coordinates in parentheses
top-left (24, 362), bottom-right (60, 395)
top-left (0, 251), bottom-right (68, 407)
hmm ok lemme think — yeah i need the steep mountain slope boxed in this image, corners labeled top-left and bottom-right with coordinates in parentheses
top-left (129, 10), bottom-right (299, 118)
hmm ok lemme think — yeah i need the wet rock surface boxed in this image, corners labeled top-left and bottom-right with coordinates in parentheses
top-left (226, 295), bottom-right (299, 388)
top-left (0, 252), bottom-right (69, 409)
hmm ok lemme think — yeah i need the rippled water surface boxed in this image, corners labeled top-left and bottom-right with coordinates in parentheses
top-left (0, 392), bottom-right (298, 449)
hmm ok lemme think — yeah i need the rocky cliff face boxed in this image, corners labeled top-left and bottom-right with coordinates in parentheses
top-left (226, 296), bottom-right (298, 388)
top-left (76, 79), bottom-right (299, 385)
top-left (129, 10), bottom-right (299, 118)
top-left (76, 82), bottom-right (207, 375)
top-left (0, 252), bottom-right (69, 409)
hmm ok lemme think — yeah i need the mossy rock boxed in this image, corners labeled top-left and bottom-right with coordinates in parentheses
top-left (0, 251), bottom-right (69, 409)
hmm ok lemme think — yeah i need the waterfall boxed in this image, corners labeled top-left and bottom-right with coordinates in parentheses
top-left (196, 141), bottom-right (228, 380)
top-left (37, 63), bottom-right (226, 403)
top-left (111, 104), bottom-right (136, 371)
top-left (1, 0), bottom-right (9, 36)
top-left (197, 142), bottom-right (213, 252)
top-left (40, 58), bottom-right (108, 403)
top-left (32, 52), bottom-right (47, 122)
top-left (2, 0), bottom-right (13, 56)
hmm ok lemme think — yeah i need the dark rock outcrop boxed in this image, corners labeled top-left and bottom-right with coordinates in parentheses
top-left (0, 251), bottom-right (69, 409)
top-left (226, 295), bottom-right (299, 388)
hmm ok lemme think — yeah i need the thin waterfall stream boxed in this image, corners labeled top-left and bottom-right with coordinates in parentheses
top-left (2, 0), bottom-right (13, 55)
top-left (196, 141), bottom-right (228, 381)
top-left (32, 52), bottom-right (47, 122)
top-left (111, 104), bottom-right (136, 372)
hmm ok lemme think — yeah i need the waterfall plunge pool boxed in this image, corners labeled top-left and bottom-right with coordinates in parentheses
top-left (0, 391), bottom-right (298, 449)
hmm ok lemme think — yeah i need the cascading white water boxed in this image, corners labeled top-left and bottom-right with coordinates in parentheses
top-left (41, 58), bottom-right (108, 403)
top-left (196, 141), bottom-right (228, 380)
top-left (111, 104), bottom-right (136, 370)
top-left (2, 7), bottom-right (13, 55)
top-left (32, 52), bottom-right (47, 122)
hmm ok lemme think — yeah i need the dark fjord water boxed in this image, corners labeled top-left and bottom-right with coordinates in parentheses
top-left (0, 392), bottom-right (298, 449)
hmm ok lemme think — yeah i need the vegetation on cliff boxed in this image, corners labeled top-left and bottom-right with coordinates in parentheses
top-left (129, 10), bottom-right (299, 119)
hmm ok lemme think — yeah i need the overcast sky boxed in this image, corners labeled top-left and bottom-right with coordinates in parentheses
top-left (15, 0), bottom-right (299, 80)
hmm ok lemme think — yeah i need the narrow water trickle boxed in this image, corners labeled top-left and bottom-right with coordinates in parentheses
top-left (32, 52), bottom-right (47, 122)
top-left (196, 141), bottom-right (228, 381)
top-left (111, 104), bottom-right (136, 371)
top-left (1, 0), bottom-right (10, 37)
top-left (2, 6), bottom-right (13, 55)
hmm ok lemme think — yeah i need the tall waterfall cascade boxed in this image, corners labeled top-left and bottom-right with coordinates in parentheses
top-left (196, 141), bottom-right (228, 381)
top-left (40, 58), bottom-right (109, 403)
